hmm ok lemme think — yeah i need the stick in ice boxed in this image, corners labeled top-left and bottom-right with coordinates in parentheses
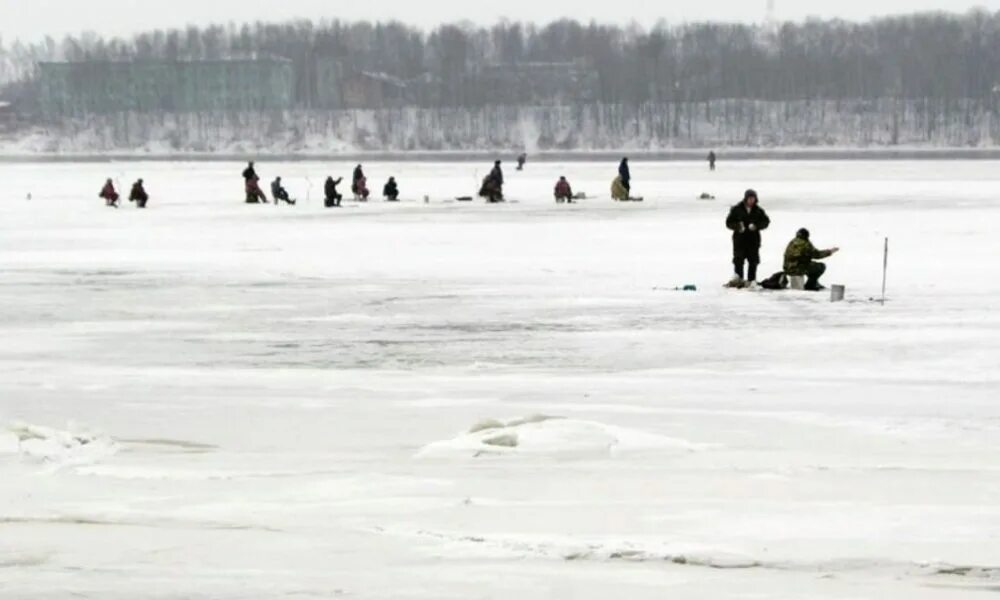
top-left (881, 237), bottom-right (889, 305)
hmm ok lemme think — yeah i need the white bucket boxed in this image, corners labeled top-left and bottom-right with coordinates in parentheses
top-left (789, 275), bottom-right (806, 290)
top-left (831, 285), bottom-right (846, 302)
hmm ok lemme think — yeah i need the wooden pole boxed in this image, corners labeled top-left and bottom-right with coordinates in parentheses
top-left (881, 237), bottom-right (889, 305)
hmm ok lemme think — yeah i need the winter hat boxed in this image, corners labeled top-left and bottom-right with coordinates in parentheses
top-left (797, 228), bottom-right (811, 240)
top-left (744, 189), bottom-right (758, 201)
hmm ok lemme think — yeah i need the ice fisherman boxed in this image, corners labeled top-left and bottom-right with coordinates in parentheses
top-left (619, 158), bottom-right (631, 192)
top-left (725, 189), bottom-right (771, 287)
top-left (242, 162), bottom-right (267, 204)
top-left (99, 179), bottom-right (119, 208)
top-left (784, 228), bottom-right (840, 291)
top-left (554, 176), bottom-right (574, 203)
top-left (708, 151), bottom-right (717, 171)
top-left (479, 160), bottom-right (505, 202)
top-left (270, 177), bottom-right (295, 205)
top-left (128, 179), bottom-right (149, 208)
top-left (324, 176), bottom-right (343, 208)
top-left (516, 152), bottom-right (527, 171)
top-left (352, 165), bottom-right (370, 200)
top-left (383, 177), bottom-right (400, 202)
top-left (612, 158), bottom-right (632, 201)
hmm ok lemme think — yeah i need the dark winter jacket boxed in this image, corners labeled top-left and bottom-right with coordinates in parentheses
top-left (242, 166), bottom-right (257, 182)
top-left (726, 201), bottom-right (771, 250)
top-left (325, 177), bottom-right (342, 197)
top-left (383, 179), bottom-right (399, 198)
top-left (618, 160), bottom-right (631, 184)
top-left (271, 179), bottom-right (288, 199)
top-left (129, 182), bottom-right (148, 202)
top-left (489, 165), bottom-right (504, 186)
top-left (784, 237), bottom-right (833, 276)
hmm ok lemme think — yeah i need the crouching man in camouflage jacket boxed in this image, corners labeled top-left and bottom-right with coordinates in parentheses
top-left (784, 228), bottom-right (840, 291)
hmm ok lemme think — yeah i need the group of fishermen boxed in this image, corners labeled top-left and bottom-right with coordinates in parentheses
top-left (99, 178), bottom-right (148, 208)
top-left (478, 157), bottom-right (575, 203)
top-left (479, 156), bottom-right (627, 203)
top-left (97, 155), bottom-right (836, 291)
top-left (240, 162), bottom-right (401, 208)
top-left (726, 189), bottom-right (839, 291)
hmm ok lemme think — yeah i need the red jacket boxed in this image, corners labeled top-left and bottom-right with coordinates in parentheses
top-left (100, 182), bottom-right (118, 200)
top-left (554, 180), bottom-right (572, 197)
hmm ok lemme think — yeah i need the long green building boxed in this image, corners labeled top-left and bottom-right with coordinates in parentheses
top-left (38, 56), bottom-right (295, 117)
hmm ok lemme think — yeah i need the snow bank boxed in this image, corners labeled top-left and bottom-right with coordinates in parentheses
top-left (417, 415), bottom-right (708, 458)
top-left (2, 421), bottom-right (118, 467)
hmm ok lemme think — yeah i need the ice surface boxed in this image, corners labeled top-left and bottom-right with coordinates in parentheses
top-left (1, 159), bottom-right (999, 598)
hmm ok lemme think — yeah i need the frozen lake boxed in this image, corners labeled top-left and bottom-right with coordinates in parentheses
top-left (1, 160), bottom-right (998, 599)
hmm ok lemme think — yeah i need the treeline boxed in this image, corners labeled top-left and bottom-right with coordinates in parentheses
top-left (3, 10), bottom-right (1000, 109)
top-left (18, 99), bottom-right (997, 154)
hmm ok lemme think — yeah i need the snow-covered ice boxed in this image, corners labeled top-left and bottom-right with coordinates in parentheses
top-left (1, 159), bottom-right (998, 598)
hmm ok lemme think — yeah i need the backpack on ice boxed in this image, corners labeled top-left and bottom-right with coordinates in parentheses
top-left (760, 272), bottom-right (789, 290)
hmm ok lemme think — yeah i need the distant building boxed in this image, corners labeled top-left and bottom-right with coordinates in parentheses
top-left (0, 100), bottom-right (17, 131)
top-left (342, 71), bottom-right (408, 109)
top-left (479, 62), bottom-right (598, 105)
top-left (314, 60), bottom-right (408, 109)
top-left (37, 55), bottom-right (295, 117)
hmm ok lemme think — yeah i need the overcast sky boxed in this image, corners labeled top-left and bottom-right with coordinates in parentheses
top-left (1, 0), bottom-right (998, 41)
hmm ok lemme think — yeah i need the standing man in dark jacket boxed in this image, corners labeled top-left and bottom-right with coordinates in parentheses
top-left (725, 189), bottom-right (771, 286)
top-left (708, 151), bottom-right (717, 171)
top-left (618, 158), bottom-right (631, 193)
top-left (490, 161), bottom-right (504, 187)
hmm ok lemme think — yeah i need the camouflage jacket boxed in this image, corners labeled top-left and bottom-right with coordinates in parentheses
top-left (784, 237), bottom-right (833, 275)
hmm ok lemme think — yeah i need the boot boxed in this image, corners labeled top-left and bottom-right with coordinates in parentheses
top-left (725, 275), bottom-right (745, 289)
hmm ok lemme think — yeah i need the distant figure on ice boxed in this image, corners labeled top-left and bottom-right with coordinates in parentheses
top-left (99, 179), bottom-right (119, 208)
top-left (725, 189), bottom-right (771, 287)
top-left (784, 228), bottom-right (840, 292)
top-left (324, 176), bottom-right (343, 208)
top-left (554, 176), bottom-right (574, 203)
top-left (618, 158), bottom-right (631, 193)
top-left (383, 177), bottom-right (400, 202)
top-left (611, 176), bottom-right (629, 201)
top-left (351, 165), bottom-right (370, 201)
top-left (516, 153), bottom-right (527, 171)
top-left (479, 160), bottom-right (504, 203)
top-left (708, 151), bottom-right (717, 171)
top-left (242, 162), bottom-right (267, 204)
top-left (270, 177), bottom-right (295, 205)
top-left (128, 179), bottom-right (149, 208)
top-left (612, 157), bottom-right (634, 201)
